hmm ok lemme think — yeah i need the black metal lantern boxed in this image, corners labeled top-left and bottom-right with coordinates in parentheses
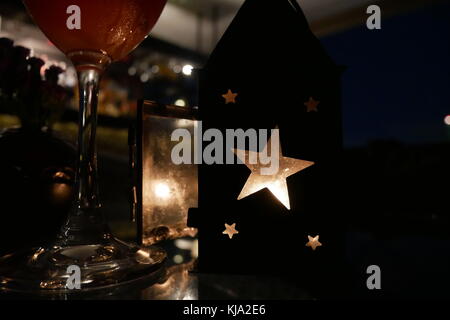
top-left (189, 0), bottom-right (345, 298)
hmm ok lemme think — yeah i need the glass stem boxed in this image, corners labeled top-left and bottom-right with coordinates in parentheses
top-left (59, 68), bottom-right (108, 244)
top-left (76, 68), bottom-right (101, 211)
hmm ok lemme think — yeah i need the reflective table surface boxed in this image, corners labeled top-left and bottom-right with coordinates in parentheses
top-left (0, 240), bottom-right (312, 300)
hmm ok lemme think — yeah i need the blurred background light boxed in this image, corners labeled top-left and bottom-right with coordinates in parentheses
top-left (174, 99), bottom-right (186, 107)
top-left (445, 115), bottom-right (450, 126)
top-left (128, 67), bottom-right (137, 76)
top-left (182, 64), bottom-right (193, 76)
top-left (140, 73), bottom-right (150, 83)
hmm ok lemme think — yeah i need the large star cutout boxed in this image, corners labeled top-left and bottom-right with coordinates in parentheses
top-left (223, 223), bottom-right (239, 239)
top-left (222, 89), bottom-right (238, 104)
top-left (233, 131), bottom-right (314, 210)
top-left (304, 97), bottom-right (320, 112)
top-left (305, 235), bottom-right (322, 251)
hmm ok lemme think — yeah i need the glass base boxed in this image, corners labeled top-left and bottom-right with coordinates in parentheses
top-left (0, 237), bottom-right (166, 294)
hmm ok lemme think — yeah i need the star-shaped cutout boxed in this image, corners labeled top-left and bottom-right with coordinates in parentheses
top-left (305, 235), bottom-right (322, 251)
top-left (223, 223), bottom-right (239, 239)
top-left (304, 97), bottom-right (320, 112)
top-left (222, 89), bottom-right (238, 104)
top-left (233, 131), bottom-right (314, 210)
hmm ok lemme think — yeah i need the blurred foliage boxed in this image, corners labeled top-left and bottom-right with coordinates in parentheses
top-left (52, 121), bottom-right (129, 156)
top-left (0, 37), bottom-right (68, 130)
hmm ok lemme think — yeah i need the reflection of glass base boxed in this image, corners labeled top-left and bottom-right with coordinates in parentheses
top-left (0, 238), bottom-right (166, 295)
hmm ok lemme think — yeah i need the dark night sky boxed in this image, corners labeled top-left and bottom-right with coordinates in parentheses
top-left (320, 2), bottom-right (450, 147)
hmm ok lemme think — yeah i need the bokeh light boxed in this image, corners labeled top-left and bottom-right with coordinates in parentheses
top-left (444, 115), bottom-right (450, 126)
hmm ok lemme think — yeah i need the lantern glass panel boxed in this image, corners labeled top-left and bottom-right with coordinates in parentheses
top-left (139, 103), bottom-right (198, 245)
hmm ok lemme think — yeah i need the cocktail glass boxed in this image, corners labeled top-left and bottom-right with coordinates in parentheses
top-left (0, 0), bottom-right (168, 293)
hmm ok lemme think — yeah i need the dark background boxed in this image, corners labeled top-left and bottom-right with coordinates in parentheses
top-left (320, 1), bottom-right (450, 298)
top-left (322, 1), bottom-right (450, 147)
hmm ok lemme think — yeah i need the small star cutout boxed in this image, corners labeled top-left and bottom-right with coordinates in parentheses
top-left (306, 235), bottom-right (322, 251)
top-left (223, 223), bottom-right (239, 239)
top-left (222, 89), bottom-right (238, 104)
top-left (304, 97), bottom-right (320, 112)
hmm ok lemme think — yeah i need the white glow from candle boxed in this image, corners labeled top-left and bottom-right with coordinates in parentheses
top-left (154, 182), bottom-right (171, 199)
